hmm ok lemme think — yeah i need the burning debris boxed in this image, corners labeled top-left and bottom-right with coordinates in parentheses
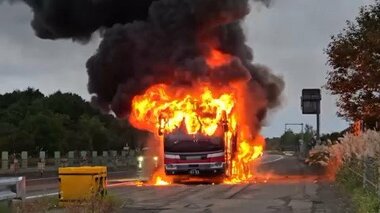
top-left (3, 0), bottom-right (284, 184)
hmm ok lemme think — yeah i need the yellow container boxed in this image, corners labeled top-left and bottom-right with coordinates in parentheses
top-left (58, 166), bottom-right (107, 205)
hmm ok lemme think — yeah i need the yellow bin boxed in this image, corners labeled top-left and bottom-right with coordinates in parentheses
top-left (58, 166), bottom-right (107, 205)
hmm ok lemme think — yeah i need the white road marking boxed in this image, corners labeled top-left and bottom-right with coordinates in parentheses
top-left (260, 155), bottom-right (284, 165)
top-left (27, 177), bottom-right (57, 182)
top-left (26, 192), bottom-right (58, 200)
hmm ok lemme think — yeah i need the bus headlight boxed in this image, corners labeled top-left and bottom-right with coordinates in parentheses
top-left (137, 156), bottom-right (144, 169)
top-left (210, 162), bottom-right (224, 169)
top-left (153, 156), bottom-right (158, 161)
top-left (165, 164), bottom-right (177, 170)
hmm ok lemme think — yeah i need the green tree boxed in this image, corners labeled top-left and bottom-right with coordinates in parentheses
top-left (280, 130), bottom-right (300, 151)
top-left (325, 1), bottom-right (380, 127)
top-left (265, 137), bottom-right (280, 150)
top-left (43, 91), bottom-right (96, 121)
top-left (0, 88), bottom-right (147, 154)
top-left (0, 88), bottom-right (43, 110)
top-left (0, 122), bottom-right (18, 152)
top-left (303, 124), bottom-right (315, 143)
top-left (19, 112), bottom-right (68, 155)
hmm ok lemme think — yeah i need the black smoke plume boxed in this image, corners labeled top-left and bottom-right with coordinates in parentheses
top-left (86, 0), bottom-right (284, 130)
top-left (1, 0), bottom-right (272, 41)
top-left (2, 0), bottom-right (283, 130)
top-left (2, 0), bottom-right (156, 41)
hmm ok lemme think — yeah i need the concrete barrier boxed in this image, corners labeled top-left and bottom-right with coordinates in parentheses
top-left (0, 150), bottom-right (136, 174)
top-left (1, 152), bottom-right (8, 171)
top-left (102, 151), bottom-right (108, 165)
top-left (54, 151), bottom-right (60, 167)
top-left (68, 151), bottom-right (74, 165)
top-left (39, 151), bottom-right (45, 161)
top-left (92, 151), bottom-right (98, 165)
top-left (21, 152), bottom-right (27, 169)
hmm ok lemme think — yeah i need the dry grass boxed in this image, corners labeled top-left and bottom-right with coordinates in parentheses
top-left (12, 197), bottom-right (59, 213)
top-left (307, 130), bottom-right (380, 168)
top-left (11, 194), bottom-right (121, 213)
top-left (63, 195), bottom-right (121, 213)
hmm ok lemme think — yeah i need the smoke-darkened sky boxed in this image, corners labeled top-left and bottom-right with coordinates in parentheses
top-left (0, 0), bottom-right (375, 137)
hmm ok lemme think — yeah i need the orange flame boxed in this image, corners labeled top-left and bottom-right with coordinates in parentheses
top-left (149, 168), bottom-right (172, 186)
top-left (130, 84), bottom-right (236, 136)
top-left (130, 49), bottom-right (264, 185)
top-left (155, 176), bottom-right (170, 186)
top-left (206, 49), bottom-right (232, 69)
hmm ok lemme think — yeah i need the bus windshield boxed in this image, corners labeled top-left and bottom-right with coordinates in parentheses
top-left (164, 137), bottom-right (224, 153)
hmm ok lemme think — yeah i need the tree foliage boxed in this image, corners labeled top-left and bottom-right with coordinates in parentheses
top-left (0, 88), bottom-right (150, 156)
top-left (325, 1), bottom-right (380, 126)
top-left (266, 124), bottom-right (315, 151)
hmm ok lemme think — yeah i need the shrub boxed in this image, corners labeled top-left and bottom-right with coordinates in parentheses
top-left (306, 130), bottom-right (380, 169)
top-left (307, 131), bottom-right (380, 213)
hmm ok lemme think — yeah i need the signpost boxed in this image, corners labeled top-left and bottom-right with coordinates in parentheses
top-left (301, 89), bottom-right (321, 140)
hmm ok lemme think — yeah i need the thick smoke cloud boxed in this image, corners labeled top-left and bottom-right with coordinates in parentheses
top-left (1, 0), bottom-right (155, 41)
top-left (86, 0), bottom-right (284, 129)
top-left (1, 0), bottom-right (283, 129)
top-left (1, 0), bottom-right (272, 41)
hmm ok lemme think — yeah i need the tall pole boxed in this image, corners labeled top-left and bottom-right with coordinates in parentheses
top-left (316, 113), bottom-right (320, 141)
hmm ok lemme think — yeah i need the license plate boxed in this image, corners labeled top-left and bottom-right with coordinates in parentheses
top-left (189, 169), bottom-right (200, 175)
top-left (187, 156), bottom-right (201, 160)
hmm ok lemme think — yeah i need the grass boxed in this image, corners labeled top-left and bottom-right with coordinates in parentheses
top-left (336, 164), bottom-right (380, 213)
top-left (64, 194), bottom-right (122, 213)
top-left (12, 196), bottom-right (59, 213)
top-left (352, 188), bottom-right (379, 213)
top-left (11, 194), bottom-right (122, 213)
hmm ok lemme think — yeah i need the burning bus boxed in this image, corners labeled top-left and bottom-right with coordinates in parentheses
top-left (130, 84), bottom-right (265, 184)
top-left (160, 111), bottom-right (237, 179)
top-left (79, 0), bottom-right (283, 184)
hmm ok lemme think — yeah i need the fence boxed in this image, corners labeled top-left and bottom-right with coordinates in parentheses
top-left (0, 150), bottom-right (140, 174)
top-left (346, 157), bottom-right (380, 196)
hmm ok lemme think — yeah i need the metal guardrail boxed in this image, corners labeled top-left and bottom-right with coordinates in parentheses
top-left (0, 176), bottom-right (26, 202)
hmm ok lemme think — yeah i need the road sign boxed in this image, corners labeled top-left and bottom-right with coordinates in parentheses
top-left (301, 89), bottom-right (321, 114)
top-left (301, 89), bottom-right (321, 140)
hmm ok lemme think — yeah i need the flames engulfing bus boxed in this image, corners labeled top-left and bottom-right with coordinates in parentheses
top-left (159, 112), bottom-right (238, 180)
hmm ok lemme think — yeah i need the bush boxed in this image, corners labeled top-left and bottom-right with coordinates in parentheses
top-left (336, 164), bottom-right (362, 191)
top-left (307, 131), bottom-right (380, 213)
top-left (305, 145), bottom-right (330, 166)
top-left (306, 130), bottom-right (380, 168)
top-left (351, 188), bottom-right (379, 213)
top-left (335, 161), bottom-right (380, 213)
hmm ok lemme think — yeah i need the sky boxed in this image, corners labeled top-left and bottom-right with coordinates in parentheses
top-left (0, 0), bottom-right (375, 137)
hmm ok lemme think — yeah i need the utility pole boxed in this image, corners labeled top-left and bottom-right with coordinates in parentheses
top-left (316, 113), bottom-right (320, 140)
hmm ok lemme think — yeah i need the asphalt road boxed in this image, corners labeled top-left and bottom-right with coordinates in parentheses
top-left (24, 153), bottom-right (353, 212)
top-left (25, 170), bottom-right (137, 198)
top-left (108, 154), bottom-right (352, 213)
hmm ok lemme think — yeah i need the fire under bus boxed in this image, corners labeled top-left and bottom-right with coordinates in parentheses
top-left (158, 112), bottom-right (237, 182)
